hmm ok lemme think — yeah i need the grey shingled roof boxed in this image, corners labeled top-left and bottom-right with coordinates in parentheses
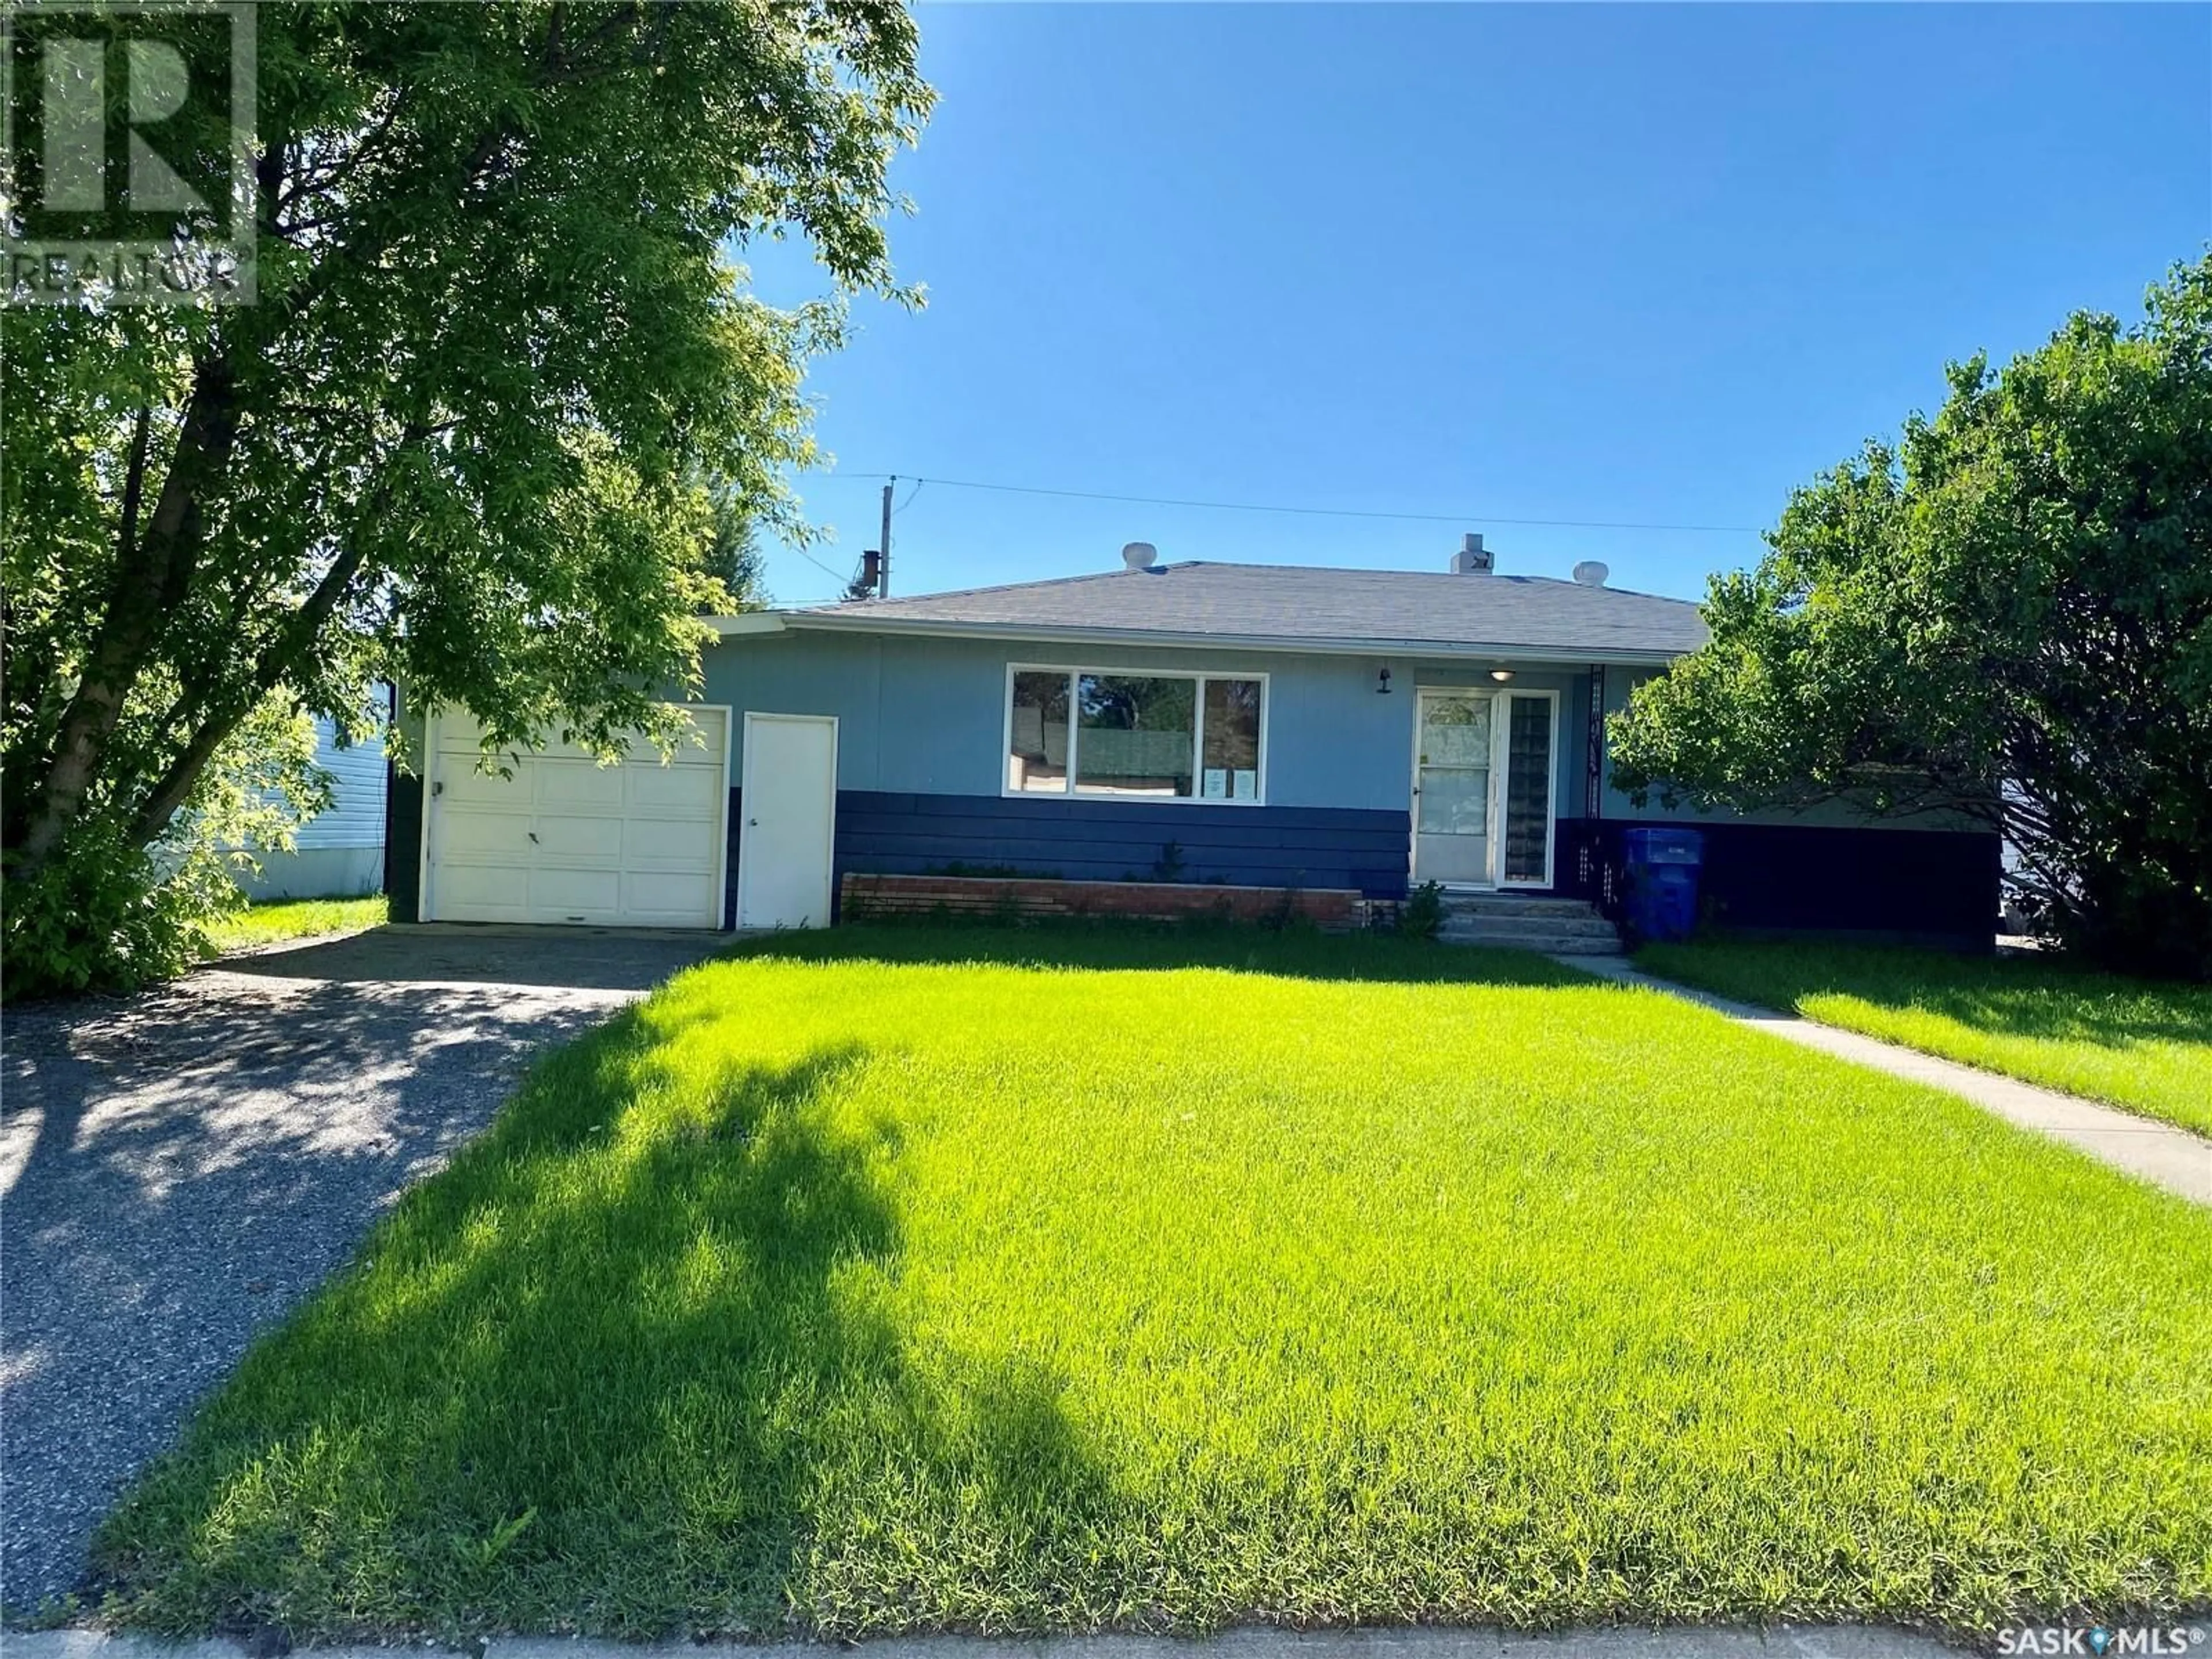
top-left (787, 561), bottom-right (1707, 661)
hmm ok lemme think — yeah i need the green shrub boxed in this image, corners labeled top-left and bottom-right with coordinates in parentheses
top-left (1397, 880), bottom-right (1446, 940)
top-left (2, 824), bottom-right (237, 999)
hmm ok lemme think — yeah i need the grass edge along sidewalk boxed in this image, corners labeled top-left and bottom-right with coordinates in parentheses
top-left (1634, 939), bottom-right (2212, 1139)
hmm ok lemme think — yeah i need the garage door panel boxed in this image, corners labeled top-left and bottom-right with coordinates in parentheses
top-left (623, 871), bottom-right (721, 922)
top-left (533, 814), bottom-right (627, 862)
top-left (656, 709), bottom-right (726, 764)
top-left (528, 865), bottom-right (623, 915)
top-left (436, 863), bottom-right (531, 916)
top-left (624, 816), bottom-right (720, 866)
top-left (627, 764), bottom-right (722, 815)
top-left (435, 719), bottom-right (503, 757)
top-left (537, 760), bottom-right (627, 810)
top-left (442, 764), bottom-right (534, 809)
top-left (441, 814), bottom-right (535, 860)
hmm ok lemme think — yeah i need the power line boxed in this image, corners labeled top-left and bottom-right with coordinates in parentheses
top-left (817, 471), bottom-right (1762, 536)
top-left (784, 543), bottom-right (856, 588)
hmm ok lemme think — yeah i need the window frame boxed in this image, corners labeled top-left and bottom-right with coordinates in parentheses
top-left (1001, 661), bottom-right (1271, 806)
top-left (1496, 687), bottom-right (1560, 889)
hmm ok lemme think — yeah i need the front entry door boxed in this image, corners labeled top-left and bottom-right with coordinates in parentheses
top-left (1414, 691), bottom-right (1494, 885)
top-left (1412, 688), bottom-right (1558, 888)
top-left (737, 713), bottom-right (838, 928)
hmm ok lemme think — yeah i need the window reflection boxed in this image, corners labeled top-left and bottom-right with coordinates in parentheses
top-left (1200, 678), bottom-right (1261, 800)
top-left (1007, 671), bottom-right (1070, 793)
top-left (1076, 674), bottom-right (1195, 797)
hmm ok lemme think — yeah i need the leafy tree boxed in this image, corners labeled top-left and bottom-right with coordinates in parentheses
top-left (703, 482), bottom-right (771, 612)
top-left (1610, 255), bottom-right (2212, 978)
top-left (3, 1), bottom-right (928, 993)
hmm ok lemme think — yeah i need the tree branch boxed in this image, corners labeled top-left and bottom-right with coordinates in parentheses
top-left (115, 407), bottom-right (153, 566)
top-left (123, 425), bottom-right (424, 851)
top-left (125, 539), bottom-right (370, 849)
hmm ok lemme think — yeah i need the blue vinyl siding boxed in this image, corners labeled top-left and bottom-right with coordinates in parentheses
top-left (699, 630), bottom-right (1589, 815)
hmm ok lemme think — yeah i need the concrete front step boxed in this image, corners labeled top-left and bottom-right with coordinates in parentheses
top-left (1441, 913), bottom-right (1619, 941)
top-left (1439, 893), bottom-right (1604, 919)
top-left (1445, 929), bottom-right (1625, 955)
top-left (1434, 892), bottom-right (1624, 955)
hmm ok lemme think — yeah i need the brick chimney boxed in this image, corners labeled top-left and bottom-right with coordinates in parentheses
top-left (1451, 532), bottom-right (1494, 575)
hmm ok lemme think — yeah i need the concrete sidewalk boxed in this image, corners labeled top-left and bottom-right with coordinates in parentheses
top-left (3, 1626), bottom-right (1968, 1659)
top-left (1559, 955), bottom-right (2212, 1206)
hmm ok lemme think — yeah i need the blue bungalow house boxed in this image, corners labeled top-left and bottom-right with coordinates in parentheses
top-left (385, 539), bottom-right (1999, 948)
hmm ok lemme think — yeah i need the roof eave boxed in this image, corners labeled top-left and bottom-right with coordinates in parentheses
top-left (762, 609), bottom-right (1694, 668)
top-left (703, 612), bottom-right (788, 637)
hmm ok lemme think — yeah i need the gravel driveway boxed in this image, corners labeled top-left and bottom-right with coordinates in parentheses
top-left (0, 925), bottom-right (731, 1612)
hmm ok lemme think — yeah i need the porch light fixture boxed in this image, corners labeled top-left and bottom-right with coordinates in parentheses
top-left (1490, 668), bottom-right (1516, 683)
top-left (1377, 665), bottom-right (1393, 695)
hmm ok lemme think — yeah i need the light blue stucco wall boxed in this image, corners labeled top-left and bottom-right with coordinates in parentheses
top-left (699, 630), bottom-right (1599, 816)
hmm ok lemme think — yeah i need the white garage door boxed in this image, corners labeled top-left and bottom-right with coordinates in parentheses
top-left (423, 708), bottom-right (729, 929)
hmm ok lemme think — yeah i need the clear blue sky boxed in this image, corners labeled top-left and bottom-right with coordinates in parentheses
top-left (748, 3), bottom-right (2211, 606)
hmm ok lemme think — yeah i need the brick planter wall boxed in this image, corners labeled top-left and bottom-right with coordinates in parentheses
top-left (840, 873), bottom-right (1365, 931)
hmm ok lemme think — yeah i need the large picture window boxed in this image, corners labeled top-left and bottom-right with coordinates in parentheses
top-left (1005, 667), bottom-right (1266, 803)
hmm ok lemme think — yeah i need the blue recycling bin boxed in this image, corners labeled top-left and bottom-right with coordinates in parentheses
top-left (1622, 828), bottom-right (1706, 944)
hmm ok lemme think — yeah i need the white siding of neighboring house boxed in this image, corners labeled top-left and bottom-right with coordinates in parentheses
top-left (234, 715), bottom-right (388, 900)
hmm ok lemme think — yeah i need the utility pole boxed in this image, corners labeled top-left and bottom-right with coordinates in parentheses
top-left (879, 478), bottom-right (895, 597)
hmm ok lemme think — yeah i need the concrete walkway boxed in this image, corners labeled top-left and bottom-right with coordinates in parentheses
top-left (1559, 955), bottom-right (2212, 1206)
top-left (4, 1626), bottom-right (1972, 1659)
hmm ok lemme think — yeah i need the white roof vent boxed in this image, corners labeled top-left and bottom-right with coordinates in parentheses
top-left (1450, 532), bottom-right (1494, 575)
top-left (1121, 540), bottom-right (1158, 571)
top-left (1572, 560), bottom-right (1609, 587)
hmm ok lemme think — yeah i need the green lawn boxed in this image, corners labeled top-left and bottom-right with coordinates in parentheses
top-left (1637, 940), bottom-right (2212, 1139)
top-left (97, 926), bottom-right (2212, 1641)
top-left (204, 895), bottom-right (388, 955)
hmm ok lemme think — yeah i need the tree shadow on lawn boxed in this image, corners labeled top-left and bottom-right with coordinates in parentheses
top-left (92, 1010), bottom-right (1119, 1640)
top-left (1671, 943), bottom-right (2212, 1054)
top-left (726, 917), bottom-right (1596, 990)
top-left (1896, 974), bottom-right (2210, 1052)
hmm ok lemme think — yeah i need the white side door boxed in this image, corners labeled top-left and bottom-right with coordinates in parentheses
top-left (736, 713), bottom-right (838, 929)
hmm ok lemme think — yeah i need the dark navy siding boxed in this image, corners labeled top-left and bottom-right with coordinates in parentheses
top-left (836, 790), bottom-right (1411, 897)
top-left (724, 791), bottom-right (744, 929)
top-left (1561, 817), bottom-right (2002, 947)
top-left (385, 768), bottom-right (423, 923)
top-left (721, 788), bottom-right (1411, 919)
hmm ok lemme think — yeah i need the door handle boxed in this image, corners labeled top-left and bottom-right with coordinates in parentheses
top-left (528, 831), bottom-right (539, 843)
top-left (747, 817), bottom-right (759, 827)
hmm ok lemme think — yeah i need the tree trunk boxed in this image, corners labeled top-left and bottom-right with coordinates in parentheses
top-left (9, 361), bottom-right (235, 877)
